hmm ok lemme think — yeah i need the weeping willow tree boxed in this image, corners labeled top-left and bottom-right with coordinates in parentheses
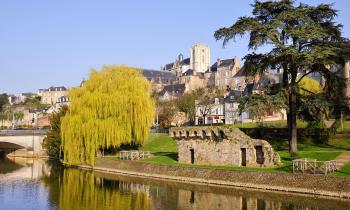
top-left (61, 65), bottom-right (155, 165)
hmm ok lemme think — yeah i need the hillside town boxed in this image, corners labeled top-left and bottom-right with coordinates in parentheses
top-left (2, 42), bottom-right (350, 130)
top-left (2, 0), bottom-right (350, 209)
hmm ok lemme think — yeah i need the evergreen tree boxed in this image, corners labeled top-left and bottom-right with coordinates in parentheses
top-left (215, 0), bottom-right (350, 154)
top-left (43, 106), bottom-right (68, 158)
top-left (61, 66), bottom-right (155, 165)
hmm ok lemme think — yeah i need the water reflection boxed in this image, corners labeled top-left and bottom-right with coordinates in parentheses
top-left (58, 169), bottom-right (152, 210)
top-left (0, 158), bottom-right (350, 210)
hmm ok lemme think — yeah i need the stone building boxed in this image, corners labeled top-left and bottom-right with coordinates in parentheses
top-left (160, 43), bottom-right (247, 96)
top-left (38, 86), bottom-right (67, 105)
top-left (210, 57), bottom-right (241, 90)
top-left (160, 43), bottom-right (211, 93)
top-left (170, 126), bottom-right (280, 167)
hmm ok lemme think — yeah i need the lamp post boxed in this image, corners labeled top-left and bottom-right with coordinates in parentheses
top-left (238, 86), bottom-right (243, 128)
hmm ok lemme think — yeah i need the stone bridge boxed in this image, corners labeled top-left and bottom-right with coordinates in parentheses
top-left (0, 130), bottom-right (46, 157)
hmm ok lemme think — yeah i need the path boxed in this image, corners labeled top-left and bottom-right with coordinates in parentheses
top-left (336, 151), bottom-right (350, 169)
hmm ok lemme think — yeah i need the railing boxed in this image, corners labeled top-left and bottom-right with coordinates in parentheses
top-left (119, 151), bottom-right (151, 160)
top-left (0, 129), bottom-right (46, 136)
top-left (292, 158), bottom-right (337, 175)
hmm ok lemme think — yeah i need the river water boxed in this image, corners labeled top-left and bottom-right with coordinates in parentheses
top-left (0, 158), bottom-right (350, 210)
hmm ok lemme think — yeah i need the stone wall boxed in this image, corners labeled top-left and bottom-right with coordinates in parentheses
top-left (170, 126), bottom-right (280, 167)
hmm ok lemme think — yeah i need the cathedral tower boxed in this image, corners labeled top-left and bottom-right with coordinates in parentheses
top-left (190, 43), bottom-right (210, 73)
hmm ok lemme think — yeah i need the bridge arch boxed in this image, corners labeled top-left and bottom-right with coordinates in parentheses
top-left (0, 133), bottom-right (46, 156)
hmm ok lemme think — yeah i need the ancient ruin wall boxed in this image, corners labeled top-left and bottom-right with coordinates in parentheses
top-left (170, 126), bottom-right (280, 167)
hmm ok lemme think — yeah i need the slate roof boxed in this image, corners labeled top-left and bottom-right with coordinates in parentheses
top-left (210, 59), bottom-right (235, 72)
top-left (41, 86), bottom-right (67, 92)
top-left (183, 69), bottom-right (194, 76)
top-left (224, 90), bottom-right (243, 103)
top-left (181, 58), bottom-right (190, 65)
top-left (163, 57), bottom-right (190, 71)
top-left (21, 92), bottom-right (36, 97)
top-left (159, 84), bottom-right (186, 96)
top-left (233, 66), bottom-right (247, 77)
top-left (141, 69), bottom-right (176, 80)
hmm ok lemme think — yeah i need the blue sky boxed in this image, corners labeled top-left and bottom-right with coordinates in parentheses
top-left (1, 0), bottom-right (349, 94)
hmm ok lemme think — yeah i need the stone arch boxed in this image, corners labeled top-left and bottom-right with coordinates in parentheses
top-left (194, 131), bottom-right (198, 137)
top-left (211, 131), bottom-right (217, 140)
top-left (186, 131), bottom-right (190, 138)
top-left (0, 141), bottom-right (26, 150)
top-left (179, 131), bottom-right (182, 137)
top-left (218, 130), bottom-right (225, 139)
top-left (173, 131), bottom-right (177, 137)
top-left (202, 130), bottom-right (206, 138)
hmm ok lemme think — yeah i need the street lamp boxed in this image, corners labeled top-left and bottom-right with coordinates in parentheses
top-left (238, 85), bottom-right (243, 128)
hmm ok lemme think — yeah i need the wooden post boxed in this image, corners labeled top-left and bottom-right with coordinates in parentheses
top-left (313, 160), bottom-right (316, 174)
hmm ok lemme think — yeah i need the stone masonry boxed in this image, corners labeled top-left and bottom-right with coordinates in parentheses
top-left (170, 126), bottom-right (280, 167)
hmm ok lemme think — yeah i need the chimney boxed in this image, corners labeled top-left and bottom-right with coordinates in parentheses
top-left (217, 58), bottom-right (221, 66)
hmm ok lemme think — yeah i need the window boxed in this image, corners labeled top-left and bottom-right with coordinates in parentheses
top-left (216, 108), bottom-right (219, 115)
top-left (266, 111), bottom-right (274, 116)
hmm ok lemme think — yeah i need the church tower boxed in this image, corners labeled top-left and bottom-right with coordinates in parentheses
top-left (190, 43), bottom-right (210, 73)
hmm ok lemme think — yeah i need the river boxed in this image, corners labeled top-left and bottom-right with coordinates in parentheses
top-left (0, 158), bottom-right (350, 210)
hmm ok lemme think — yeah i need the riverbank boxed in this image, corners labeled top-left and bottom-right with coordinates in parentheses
top-left (72, 158), bottom-right (350, 199)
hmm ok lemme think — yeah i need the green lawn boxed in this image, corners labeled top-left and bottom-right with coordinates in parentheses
top-left (333, 162), bottom-right (350, 176)
top-left (140, 133), bottom-right (178, 153)
top-left (336, 121), bottom-right (350, 133)
top-left (116, 133), bottom-right (350, 176)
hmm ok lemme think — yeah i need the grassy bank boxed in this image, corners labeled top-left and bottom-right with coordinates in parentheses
top-left (134, 133), bottom-right (350, 176)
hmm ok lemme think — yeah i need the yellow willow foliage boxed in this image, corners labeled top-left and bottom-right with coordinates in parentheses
top-left (61, 65), bottom-right (155, 165)
top-left (59, 169), bottom-right (152, 210)
top-left (299, 76), bottom-right (322, 95)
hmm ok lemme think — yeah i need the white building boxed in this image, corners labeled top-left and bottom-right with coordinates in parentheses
top-left (195, 98), bottom-right (225, 125)
top-left (224, 90), bottom-right (243, 124)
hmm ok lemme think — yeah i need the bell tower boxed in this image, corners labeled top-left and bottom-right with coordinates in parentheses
top-left (190, 43), bottom-right (210, 74)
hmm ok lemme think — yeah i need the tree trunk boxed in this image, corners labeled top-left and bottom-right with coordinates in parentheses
top-left (282, 64), bottom-right (291, 147)
top-left (289, 87), bottom-right (298, 155)
top-left (288, 66), bottom-right (298, 156)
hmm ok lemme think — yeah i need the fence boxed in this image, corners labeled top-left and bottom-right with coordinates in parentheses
top-left (119, 150), bottom-right (151, 160)
top-left (292, 158), bottom-right (337, 175)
